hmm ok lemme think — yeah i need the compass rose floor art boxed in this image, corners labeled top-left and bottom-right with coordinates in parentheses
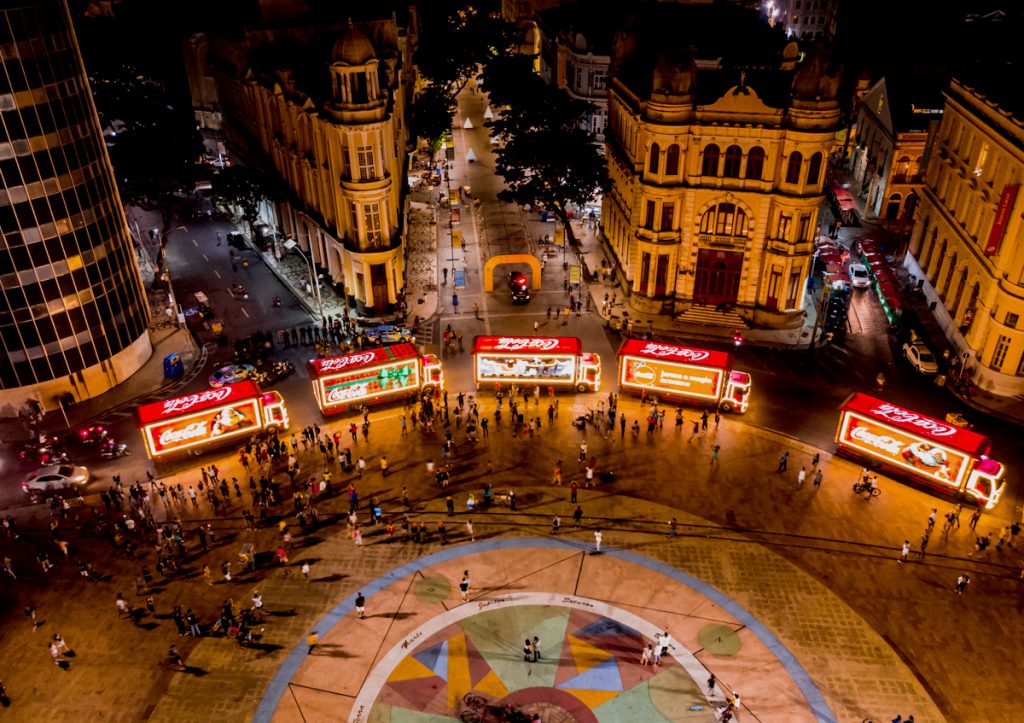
top-left (256, 539), bottom-right (833, 722)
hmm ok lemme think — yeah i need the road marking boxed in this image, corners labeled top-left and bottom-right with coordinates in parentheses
top-left (241, 307), bottom-right (250, 318)
top-left (192, 238), bottom-right (199, 247)
top-left (202, 253), bottom-right (209, 261)
top-left (177, 225), bottom-right (188, 231)
top-left (214, 269), bottom-right (221, 279)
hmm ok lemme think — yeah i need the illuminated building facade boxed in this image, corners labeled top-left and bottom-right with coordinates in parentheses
top-left (536, 7), bottom-right (610, 142)
top-left (0, 0), bottom-right (151, 415)
top-left (848, 75), bottom-right (943, 228)
top-left (904, 77), bottom-right (1024, 397)
top-left (202, 17), bottom-right (412, 318)
top-left (602, 3), bottom-right (841, 328)
top-left (764, 0), bottom-right (837, 41)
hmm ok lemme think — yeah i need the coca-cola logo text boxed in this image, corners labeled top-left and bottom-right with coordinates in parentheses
top-left (318, 352), bottom-right (377, 373)
top-left (159, 421), bottom-right (208, 447)
top-left (871, 403), bottom-right (956, 437)
top-left (639, 343), bottom-right (711, 363)
top-left (491, 338), bottom-right (561, 352)
top-left (850, 425), bottom-right (903, 455)
top-left (327, 383), bottom-right (371, 404)
top-left (162, 388), bottom-right (231, 415)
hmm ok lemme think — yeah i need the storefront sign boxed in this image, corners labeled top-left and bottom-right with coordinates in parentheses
top-left (837, 412), bottom-right (969, 488)
top-left (620, 356), bottom-right (723, 401)
top-left (143, 397), bottom-right (261, 457)
top-left (985, 184), bottom-right (1019, 256)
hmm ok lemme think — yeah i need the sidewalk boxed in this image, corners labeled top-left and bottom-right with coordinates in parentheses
top-left (0, 326), bottom-right (202, 444)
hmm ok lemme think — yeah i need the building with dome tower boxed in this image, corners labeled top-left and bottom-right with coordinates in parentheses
top-left (602, 2), bottom-right (841, 329)
top-left (192, 9), bottom-right (413, 319)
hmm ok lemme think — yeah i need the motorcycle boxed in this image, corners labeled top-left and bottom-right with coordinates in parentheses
top-left (230, 282), bottom-right (249, 300)
top-left (272, 296), bottom-right (281, 308)
top-left (100, 440), bottom-right (130, 459)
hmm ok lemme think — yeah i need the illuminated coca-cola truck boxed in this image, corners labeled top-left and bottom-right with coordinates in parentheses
top-left (835, 393), bottom-right (1005, 509)
top-left (472, 336), bottom-right (601, 392)
top-left (308, 343), bottom-right (443, 415)
top-left (137, 380), bottom-right (289, 459)
top-left (617, 340), bottom-right (751, 412)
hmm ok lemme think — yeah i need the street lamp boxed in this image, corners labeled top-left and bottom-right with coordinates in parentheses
top-left (283, 238), bottom-right (323, 319)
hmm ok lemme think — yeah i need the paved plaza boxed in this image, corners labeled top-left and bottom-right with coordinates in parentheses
top-left (3, 394), bottom-right (1022, 722)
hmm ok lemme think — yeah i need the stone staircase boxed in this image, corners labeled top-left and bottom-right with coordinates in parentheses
top-left (675, 304), bottom-right (748, 329)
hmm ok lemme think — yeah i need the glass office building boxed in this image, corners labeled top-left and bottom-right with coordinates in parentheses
top-left (0, 0), bottom-right (151, 415)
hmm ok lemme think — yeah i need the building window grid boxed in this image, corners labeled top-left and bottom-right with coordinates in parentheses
top-left (0, 22), bottom-right (148, 388)
top-left (991, 335), bottom-right (1011, 370)
top-left (356, 145), bottom-right (375, 181)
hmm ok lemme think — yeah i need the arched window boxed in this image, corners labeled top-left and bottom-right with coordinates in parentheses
top-left (649, 143), bottom-right (660, 174)
top-left (785, 151), bottom-right (803, 184)
top-left (951, 267), bottom-right (968, 316)
top-left (665, 144), bottom-right (680, 175)
top-left (745, 146), bottom-right (765, 180)
top-left (893, 155), bottom-right (911, 183)
top-left (701, 144), bottom-right (720, 176)
top-left (806, 152), bottom-right (823, 185)
top-left (699, 203), bottom-right (748, 237)
top-left (723, 145), bottom-right (742, 178)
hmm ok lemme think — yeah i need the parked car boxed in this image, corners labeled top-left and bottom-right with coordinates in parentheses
top-left (849, 263), bottom-right (872, 289)
top-left (823, 295), bottom-right (848, 340)
top-left (903, 340), bottom-right (939, 375)
top-left (23, 464), bottom-right (89, 495)
top-left (208, 363), bottom-right (255, 387)
top-left (508, 271), bottom-right (531, 303)
top-left (365, 325), bottom-right (414, 345)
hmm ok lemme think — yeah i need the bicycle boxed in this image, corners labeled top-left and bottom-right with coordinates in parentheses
top-left (852, 481), bottom-right (881, 497)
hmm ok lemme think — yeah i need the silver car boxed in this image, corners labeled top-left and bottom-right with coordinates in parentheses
top-left (23, 464), bottom-right (90, 494)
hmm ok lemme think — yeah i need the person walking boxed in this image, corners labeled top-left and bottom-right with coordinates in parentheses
top-left (777, 451), bottom-right (789, 472)
top-left (813, 468), bottom-right (823, 488)
top-left (380, 456), bottom-right (388, 477)
top-left (570, 481), bottom-right (578, 503)
top-left (593, 529), bottom-right (603, 554)
top-left (640, 643), bottom-right (654, 666)
top-left (116, 592), bottom-right (130, 619)
top-left (551, 514), bottom-right (561, 534)
top-left (898, 540), bottom-right (910, 563)
top-left (523, 639), bottom-right (534, 662)
top-left (969, 506), bottom-right (982, 530)
top-left (353, 528), bottom-right (363, 547)
top-left (551, 461), bottom-right (562, 486)
top-left (25, 604), bottom-right (39, 631)
top-left (954, 573), bottom-right (971, 595)
top-left (301, 562), bottom-right (311, 582)
top-left (465, 519), bottom-right (475, 541)
top-left (796, 467), bottom-right (807, 487)
top-left (459, 571), bottom-right (470, 602)
top-left (573, 506), bottom-right (583, 527)
top-left (919, 532), bottom-right (930, 558)
top-left (531, 635), bottom-right (542, 662)
top-left (355, 592), bottom-right (366, 619)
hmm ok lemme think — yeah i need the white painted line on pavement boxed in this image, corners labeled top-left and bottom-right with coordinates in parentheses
top-left (192, 238), bottom-right (198, 247)
top-left (202, 253), bottom-right (209, 261)
top-left (241, 307), bottom-right (249, 318)
top-left (213, 269), bottom-right (221, 279)
top-left (177, 225), bottom-right (188, 231)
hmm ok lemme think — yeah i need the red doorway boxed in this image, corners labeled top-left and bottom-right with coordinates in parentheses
top-left (694, 249), bottom-right (742, 306)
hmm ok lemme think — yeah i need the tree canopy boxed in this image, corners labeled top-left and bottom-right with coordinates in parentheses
top-left (211, 166), bottom-right (273, 237)
top-left (484, 59), bottom-right (607, 235)
top-left (412, 84), bottom-right (457, 152)
top-left (90, 64), bottom-right (203, 223)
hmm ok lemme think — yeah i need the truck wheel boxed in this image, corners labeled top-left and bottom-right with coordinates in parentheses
top-left (719, 401), bottom-right (733, 413)
top-left (577, 383), bottom-right (587, 392)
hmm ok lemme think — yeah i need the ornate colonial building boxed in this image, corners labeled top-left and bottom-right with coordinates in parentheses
top-left (848, 75), bottom-right (943, 228)
top-left (904, 76), bottom-right (1024, 397)
top-left (536, 7), bottom-right (610, 142)
top-left (602, 4), bottom-right (841, 327)
top-left (0, 0), bottom-right (151, 415)
top-left (204, 16), bottom-right (412, 318)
